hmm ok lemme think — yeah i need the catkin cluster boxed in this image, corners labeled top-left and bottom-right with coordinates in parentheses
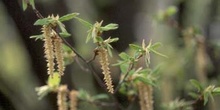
top-left (98, 48), bottom-right (114, 93)
top-left (42, 25), bottom-right (65, 76)
top-left (138, 82), bottom-right (153, 110)
top-left (69, 90), bottom-right (79, 110)
top-left (57, 85), bottom-right (68, 110)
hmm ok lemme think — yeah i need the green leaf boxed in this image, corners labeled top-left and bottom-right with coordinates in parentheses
top-left (150, 42), bottom-right (162, 50)
top-left (92, 94), bottom-right (109, 100)
top-left (203, 92), bottom-right (210, 105)
top-left (86, 30), bottom-right (92, 43)
top-left (135, 76), bottom-right (156, 86)
top-left (100, 23), bottom-right (118, 31)
top-left (59, 32), bottom-right (71, 37)
top-left (22, 0), bottom-right (28, 11)
top-left (190, 79), bottom-right (203, 92)
top-left (119, 52), bottom-right (130, 60)
top-left (129, 44), bottom-right (142, 50)
top-left (34, 18), bottom-right (52, 25)
top-left (212, 87), bottom-right (220, 95)
top-left (30, 34), bottom-right (44, 41)
top-left (74, 17), bottom-right (93, 28)
top-left (106, 45), bottom-right (113, 57)
top-left (120, 63), bottom-right (129, 73)
top-left (59, 13), bottom-right (79, 22)
top-left (29, 0), bottom-right (36, 9)
top-left (149, 48), bottom-right (168, 58)
top-left (47, 72), bottom-right (61, 88)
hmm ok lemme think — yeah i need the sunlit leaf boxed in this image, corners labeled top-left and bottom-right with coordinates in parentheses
top-left (59, 13), bottom-right (79, 22)
top-left (120, 63), bottom-right (129, 73)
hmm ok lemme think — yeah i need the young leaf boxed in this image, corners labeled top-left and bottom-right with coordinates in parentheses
top-left (22, 0), bottom-right (28, 11)
top-left (34, 18), bottom-right (52, 25)
top-left (29, 0), bottom-right (36, 9)
top-left (149, 48), bottom-right (168, 58)
top-left (59, 32), bottom-right (71, 37)
top-left (101, 23), bottom-right (118, 31)
top-left (150, 42), bottom-right (162, 50)
top-left (74, 17), bottom-right (93, 28)
top-left (106, 45), bottom-right (113, 57)
top-left (129, 44), bottom-right (142, 51)
top-left (59, 13), bottom-right (79, 22)
top-left (119, 52), bottom-right (130, 60)
top-left (86, 30), bottom-right (92, 43)
top-left (47, 72), bottom-right (61, 88)
top-left (203, 92), bottom-right (209, 105)
top-left (30, 34), bottom-right (44, 41)
top-left (212, 87), bottom-right (220, 95)
top-left (92, 94), bottom-right (109, 100)
top-left (190, 79), bottom-right (203, 92)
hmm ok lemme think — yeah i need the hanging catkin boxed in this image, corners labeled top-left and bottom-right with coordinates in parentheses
top-left (57, 85), bottom-right (68, 110)
top-left (98, 48), bottom-right (114, 93)
top-left (42, 25), bottom-right (54, 76)
top-left (69, 90), bottom-right (79, 110)
top-left (54, 35), bottom-right (65, 76)
top-left (138, 82), bottom-right (153, 110)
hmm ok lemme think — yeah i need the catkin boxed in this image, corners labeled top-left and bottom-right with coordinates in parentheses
top-left (54, 35), bottom-right (65, 76)
top-left (138, 82), bottom-right (153, 110)
top-left (57, 85), bottom-right (68, 110)
top-left (98, 48), bottom-right (114, 93)
top-left (42, 25), bottom-right (54, 76)
top-left (69, 90), bottom-right (79, 110)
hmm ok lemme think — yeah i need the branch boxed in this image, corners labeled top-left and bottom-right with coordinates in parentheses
top-left (29, 5), bottom-right (107, 90)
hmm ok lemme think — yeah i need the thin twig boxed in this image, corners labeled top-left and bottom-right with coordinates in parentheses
top-left (87, 49), bottom-right (99, 63)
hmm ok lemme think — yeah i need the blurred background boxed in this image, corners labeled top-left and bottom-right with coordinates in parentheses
top-left (0, 0), bottom-right (220, 110)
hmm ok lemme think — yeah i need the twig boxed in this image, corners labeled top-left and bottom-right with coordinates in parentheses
top-left (29, 5), bottom-right (106, 89)
top-left (87, 49), bottom-right (99, 63)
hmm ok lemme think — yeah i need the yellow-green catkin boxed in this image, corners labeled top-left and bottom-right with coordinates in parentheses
top-left (54, 35), bottom-right (65, 76)
top-left (42, 25), bottom-right (54, 76)
top-left (57, 85), bottom-right (68, 110)
top-left (69, 90), bottom-right (79, 110)
top-left (138, 82), bottom-right (153, 110)
top-left (98, 48), bottom-right (114, 93)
